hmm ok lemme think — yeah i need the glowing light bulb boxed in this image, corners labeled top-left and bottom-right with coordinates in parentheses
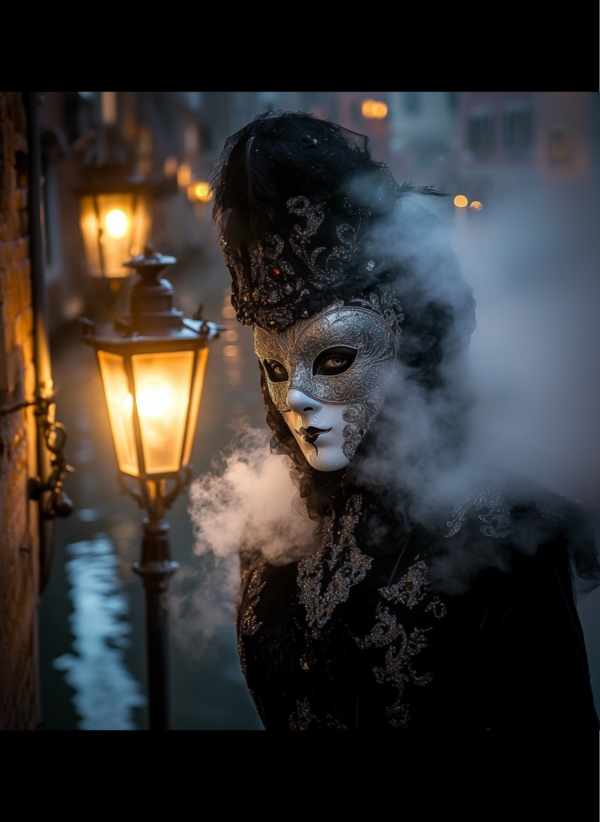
top-left (454, 195), bottom-right (468, 208)
top-left (194, 182), bottom-right (213, 202)
top-left (105, 209), bottom-right (129, 237)
top-left (137, 385), bottom-right (172, 417)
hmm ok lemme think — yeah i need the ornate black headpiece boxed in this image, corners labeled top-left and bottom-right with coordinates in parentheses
top-left (212, 112), bottom-right (424, 331)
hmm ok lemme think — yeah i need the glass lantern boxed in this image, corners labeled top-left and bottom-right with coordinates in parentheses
top-left (82, 245), bottom-right (221, 487)
top-left (77, 125), bottom-right (154, 279)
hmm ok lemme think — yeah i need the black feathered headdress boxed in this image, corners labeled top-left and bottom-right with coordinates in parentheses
top-left (211, 111), bottom-right (442, 331)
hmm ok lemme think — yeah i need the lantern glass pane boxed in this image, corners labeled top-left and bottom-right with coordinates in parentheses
top-left (129, 196), bottom-right (152, 259)
top-left (97, 350), bottom-right (139, 476)
top-left (131, 350), bottom-right (194, 475)
top-left (79, 195), bottom-right (102, 277)
top-left (96, 193), bottom-right (136, 278)
top-left (182, 347), bottom-right (210, 465)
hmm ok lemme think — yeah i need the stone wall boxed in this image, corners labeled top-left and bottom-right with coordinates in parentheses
top-left (0, 91), bottom-right (40, 730)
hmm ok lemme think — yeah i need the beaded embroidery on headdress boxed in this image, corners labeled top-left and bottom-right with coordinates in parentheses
top-left (221, 195), bottom-right (374, 330)
top-left (212, 112), bottom-right (407, 332)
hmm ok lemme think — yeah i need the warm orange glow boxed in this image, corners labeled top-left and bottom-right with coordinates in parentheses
top-left (182, 348), bottom-right (210, 465)
top-left (177, 164), bottom-right (192, 187)
top-left (362, 99), bottom-right (388, 119)
top-left (454, 195), bottom-right (468, 208)
top-left (164, 156), bottom-right (178, 177)
top-left (470, 201), bottom-right (483, 211)
top-left (137, 385), bottom-right (172, 417)
top-left (223, 345), bottom-right (239, 359)
top-left (105, 208), bottom-right (129, 238)
top-left (79, 193), bottom-right (151, 278)
top-left (97, 346), bottom-right (211, 477)
top-left (190, 182), bottom-right (213, 203)
top-left (132, 351), bottom-right (195, 475)
top-left (97, 351), bottom-right (139, 476)
top-left (101, 91), bottom-right (117, 125)
top-left (222, 305), bottom-right (237, 319)
top-left (224, 329), bottom-right (238, 342)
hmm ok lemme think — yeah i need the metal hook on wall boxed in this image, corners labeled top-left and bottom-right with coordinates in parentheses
top-left (27, 398), bottom-right (74, 519)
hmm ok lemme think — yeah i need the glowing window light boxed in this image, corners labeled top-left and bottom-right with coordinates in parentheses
top-left (470, 201), bottom-right (483, 211)
top-left (105, 208), bottom-right (129, 238)
top-left (454, 195), bottom-right (468, 208)
top-left (362, 99), bottom-right (388, 119)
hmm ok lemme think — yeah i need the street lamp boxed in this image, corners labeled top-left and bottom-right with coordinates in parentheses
top-left (80, 243), bottom-right (223, 729)
top-left (77, 125), bottom-right (154, 281)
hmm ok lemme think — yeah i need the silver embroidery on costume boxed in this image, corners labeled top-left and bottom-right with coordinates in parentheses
top-left (255, 295), bottom-right (403, 460)
top-left (357, 557), bottom-right (447, 728)
top-left (297, 494), bottom-right (372, 638)
top-left (289, 697), bottom-right (318, 730)
top-left (445, 464), bottom-right (566, 539)
top-left (374, 629), bottom-right (433, 728)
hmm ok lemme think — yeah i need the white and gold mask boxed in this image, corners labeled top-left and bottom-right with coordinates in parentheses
top-left (254, 294), bottom-right (402, 471)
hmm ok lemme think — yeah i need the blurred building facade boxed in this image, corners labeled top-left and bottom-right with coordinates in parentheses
top-left (454, 92), bottom-right (600, 202)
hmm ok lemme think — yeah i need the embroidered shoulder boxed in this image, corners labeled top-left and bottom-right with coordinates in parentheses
top-left (445, 464), bottom-right (566, 539)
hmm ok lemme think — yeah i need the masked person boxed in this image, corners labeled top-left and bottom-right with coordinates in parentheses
top-left (212, 111), bottom-right (600, 731)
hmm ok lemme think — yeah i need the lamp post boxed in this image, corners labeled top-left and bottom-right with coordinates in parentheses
top-left (81, 243), bottom-right (223, 729)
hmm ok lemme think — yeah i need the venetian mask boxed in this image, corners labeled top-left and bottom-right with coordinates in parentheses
top-left (254, 295), bottom-right (402, 471)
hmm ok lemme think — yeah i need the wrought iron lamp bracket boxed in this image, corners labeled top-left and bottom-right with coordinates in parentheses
top-left (28, 396), bottom-right (74, 519)
top-left (118, 463), bottom-right (193, 520)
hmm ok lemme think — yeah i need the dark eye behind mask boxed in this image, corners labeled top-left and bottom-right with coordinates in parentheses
top-left (313, 346), bottom-right (357, 376)
top-left (264, 359), bottom-right (289, 382)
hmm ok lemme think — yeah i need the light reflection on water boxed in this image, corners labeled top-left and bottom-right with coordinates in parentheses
top-left (53, 536), bottom-right (146, 730)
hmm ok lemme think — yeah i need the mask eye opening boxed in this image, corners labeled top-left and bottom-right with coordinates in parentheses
top-left (312, 346), bottom-right (358, 376)
top-left (263, 358), bottom-right (289, 383)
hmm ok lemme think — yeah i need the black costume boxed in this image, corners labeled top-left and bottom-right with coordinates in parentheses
top-left (213, 112), bottom-right (600, 731)
top-left (236, 467), bottom-right (599, 731)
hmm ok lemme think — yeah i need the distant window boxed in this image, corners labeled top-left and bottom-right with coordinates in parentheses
top-left (503, 104), bottom-right (532, 152)
top-left (468, 111), bottom-right (495, 154)
top-left (548, 131), bottom-right (572, 165)
top-left (404, 92), bottom-right (421, 113)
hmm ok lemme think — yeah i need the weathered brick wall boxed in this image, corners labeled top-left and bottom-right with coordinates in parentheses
top-left (0, 92), bottom-right (40, 729)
